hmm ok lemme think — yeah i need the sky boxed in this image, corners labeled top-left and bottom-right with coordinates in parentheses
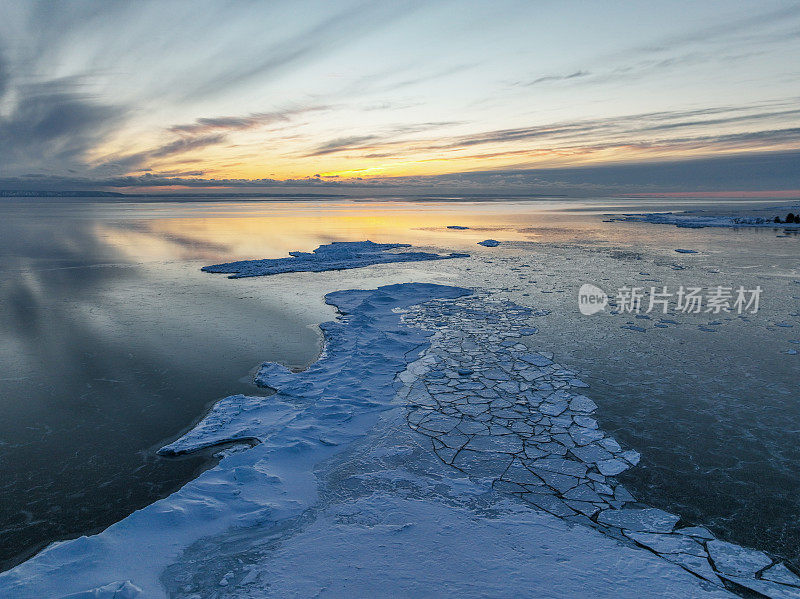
top-left (0, 0), bottom-right (799, 196)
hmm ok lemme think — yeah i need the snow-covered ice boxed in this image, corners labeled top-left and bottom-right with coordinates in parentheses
top-left (609, 212), bottom-right (800, 229)
top-left (2, 272), bottom-right (798, 598)
top-left (202, 240), bottom-right (468, 278)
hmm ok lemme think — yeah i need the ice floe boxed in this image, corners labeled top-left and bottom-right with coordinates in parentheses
top-left (202, 240), bottom-right (468, 278)
top-left (609, 212), bottom-right (800, 229)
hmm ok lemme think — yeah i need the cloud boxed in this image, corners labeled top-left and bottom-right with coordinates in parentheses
top-left (0, 74), bottom-right (127, 176)
top-left (526, 70), bottom-right (590, 86)
top-left (520, 6), bottom-right (800, 91)
top-left (303, 122), bottom-right (463, 157)
top-left (294, 102), bottom-right (800, 164)
top-left (90, 133), bottom-right (229, 176)
top-left (93, 105), bottom-right (334, 174)
top-left (176, 2), bottom-right (408, 102)
top-left (305, 135), bottom-right (381, 156)
top-left (629, 4), bottom-right (800, 56)
top-left (0, 52), bottom-right (8, 99)
top-left (169, 106), bottom-right (329, 135)
top-left (149, 134), bottom-right (227, 158)
top-left (96, 127), bottom-right (257, 174)
top-left (433, 102), bottom-right (800, 151)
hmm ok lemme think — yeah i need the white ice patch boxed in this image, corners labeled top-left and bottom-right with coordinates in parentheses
top-left (609, 212), bottom-right (800, 229)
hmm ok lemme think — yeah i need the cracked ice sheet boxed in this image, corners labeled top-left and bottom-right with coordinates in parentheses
top-left (0, 282), bottom-right (734, 599)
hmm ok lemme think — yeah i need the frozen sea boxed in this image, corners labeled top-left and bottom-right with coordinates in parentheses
top-left (1, 196), bottom-right (799, 596)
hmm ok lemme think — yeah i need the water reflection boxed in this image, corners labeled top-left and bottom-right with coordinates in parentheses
top-left (0, 202), bottom-right (324, 569)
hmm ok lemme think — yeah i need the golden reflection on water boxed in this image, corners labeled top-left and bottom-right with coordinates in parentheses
top-left (93, 201), bottom-right (562, 263)
top-left (89, 198), bottom-right (790, 266)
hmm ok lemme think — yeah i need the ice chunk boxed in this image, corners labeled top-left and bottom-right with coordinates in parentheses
top-left (762, 563), bottom-right (800, 588)
top-left (563, 484), bottom-right (603, 503)
top-left (565, 500), bottom-right (600, 517)
top-left (532, 468), bottom-right (580, 493)
top-left (569, 426), bottom-right (605, 446)
top-left (706, 539), bottom-right (773, 577)
top-left (518, 352), bottom-right (553, 367)
top-left (570, 444), bottom-right (613, 464)
top-left (676, 526), bottom-right (715, 539)
top-left (619, 450), bottom-right (641, 466)
top-left (452, 449), bottom-right (513, 478)
top-left (530, 457), bottom-right (587, 478)
top-left (624, 532), bottom-right (707, 557)
top-left (614, 485), bottom-right (636, 503)
top-left (478, 239), bottom-right (501, 247)
top-left (523, 493), bottom-right (576, 517)
top-left (598, 508), bottom-right (680, 533)
top-left (569, 395), bottom-right (598, 413)
top-left (597, 459), bottom-right (629, 476)
top-left (540, 400), bottom-right (568, 416)
top-left (598, 437), bottom-right (622, 452)
top-left (466, 433), bottom-right (524, 454)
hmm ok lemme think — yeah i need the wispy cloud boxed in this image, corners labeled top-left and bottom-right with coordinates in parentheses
top-left (526, 70), bottom-right (590, 86)
top-left (149, 134), bottom-right (227, 158)
top-left (174, 2), bottom-right (414, 102)
top-left (515, 5), bottom-right (800, 91)
top-left (306, 135), bottom-right (381, 156)
top-left (0, 52), bottom-right (9, 99)
top-left (0, 71), bottom-right (127, 176)
top-left (627, 3), bottom-right (800, 55)
top-left (303, 121), bottom-right (462, 157)
top-left (170, 106), bottom-right (328, 135)
top-left (442, 103), bottom-right (800, 148)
